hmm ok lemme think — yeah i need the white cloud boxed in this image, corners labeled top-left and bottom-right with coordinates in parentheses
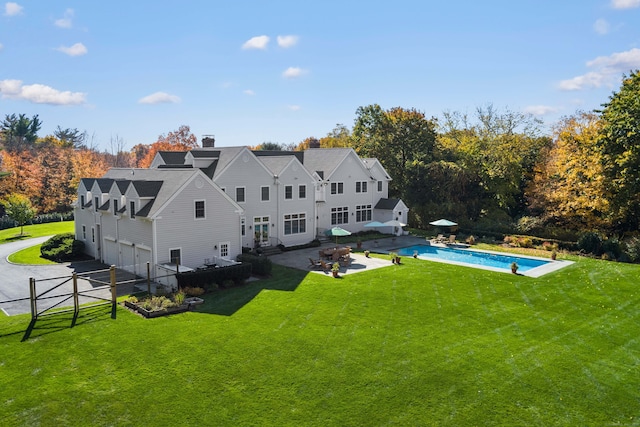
top-left (55, 8), bottom-right (74, 29)
top-left (287, 105), bottom-right (301, 111)
top-left (558, 47), bottom-right (640, 90)
top-left (523, 105), bottom-right (559, 116)
top-left (277, 35), bottom-right (299, 48)
top-left (0, 42), bottom-right (3, 51)
top-left (0, 79), bottom-right (86, 105)
top-left (611, 0), bottom-right (640, 9)
top-left (4, 2), bottom-right (23, 16)
top-left (242, 35), bottom-right (269, 50)
top-left (138, 91), bottom-right (181, 104)
top-left (282, 67), bottom-right (307, 79)
top-left (56, 42), bottom-right (87, 57)
top-left (593, 19), bottom-right (610, 35)
top-left (243, 89), bottom-right (255, 95)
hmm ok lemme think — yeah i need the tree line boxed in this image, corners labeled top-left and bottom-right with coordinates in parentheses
top-left (2, 70), bottom-right (639, 240)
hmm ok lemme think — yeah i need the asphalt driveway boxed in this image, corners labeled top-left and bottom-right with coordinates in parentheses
top-left (0, 236), bottom-right (139, 316)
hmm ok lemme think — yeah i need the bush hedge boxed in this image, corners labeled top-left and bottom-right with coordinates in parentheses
top-left (236, 253), bottom-right (273, 276)
top-left (176, 263), bottom-right (252, 289)
top-left (40, 232), bottom-right (85, 262)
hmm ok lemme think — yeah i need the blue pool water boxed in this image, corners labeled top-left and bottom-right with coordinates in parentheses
top-left (396, 244), bottom-right (550, 273)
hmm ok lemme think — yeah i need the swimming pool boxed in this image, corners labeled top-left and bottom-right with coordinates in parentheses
top-left (396, 244), bottom-right (570, 277)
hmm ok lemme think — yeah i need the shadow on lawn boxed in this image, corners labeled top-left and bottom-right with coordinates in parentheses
top-left (0, 304), bottom-right (115, 342)
top-left (195, 265), bottom-right (308, 316)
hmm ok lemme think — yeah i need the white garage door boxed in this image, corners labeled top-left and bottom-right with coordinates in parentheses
top-left (103, 240), bottom-right (118, 266)
top-left (136, 248), bottom-right (152, 277)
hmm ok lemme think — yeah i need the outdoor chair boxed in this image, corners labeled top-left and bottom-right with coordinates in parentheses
top-left (319, 260), bottom-right (332, 272)
top-left (308, 258), bottom-right (323, 269)
top-left (448, 235), bottom-right (456, 244)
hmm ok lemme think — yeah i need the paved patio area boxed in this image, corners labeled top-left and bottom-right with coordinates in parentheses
top-left (267, 235), bottom-right (426, 275)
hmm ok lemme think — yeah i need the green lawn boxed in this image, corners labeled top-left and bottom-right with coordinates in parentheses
top-left (0, 221), bottom-right (74, 244)
top-left (1, 247), bottom-right (639, 425)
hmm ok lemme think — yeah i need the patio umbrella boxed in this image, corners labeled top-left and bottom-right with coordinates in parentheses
top-left (383, 219), bottom-right (407, 228)
top-left (324, 226), bottom-right (352, 244)
top-left (363, 221), bottom-right (386, 228)
top-left (429, 219), bottom-right (457, 227)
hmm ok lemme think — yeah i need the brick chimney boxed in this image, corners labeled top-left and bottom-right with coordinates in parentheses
top-left (202, 135), bottom-right (215, 148)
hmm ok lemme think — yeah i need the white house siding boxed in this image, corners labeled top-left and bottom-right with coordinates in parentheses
top-left (274, 163), bottom-right (316, 247)
top-left (214, 151), bottom-right (278, 249)
top-left (317, 153), bottom-right (378, 234)
top-left (154, 178), bottom-right (241, 270)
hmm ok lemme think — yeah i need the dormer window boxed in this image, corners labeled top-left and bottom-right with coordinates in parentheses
top-left (130, 201), bottom-right (136, 219)
top-left (113, 199), bottom-right (119, 215)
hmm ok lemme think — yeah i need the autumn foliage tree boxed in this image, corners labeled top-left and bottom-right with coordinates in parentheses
top-left (528, 112), bottom-right (609, 230)
top-left (136, 125), bottom-right (199, 168)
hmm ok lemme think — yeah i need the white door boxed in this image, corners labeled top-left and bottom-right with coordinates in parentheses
top-left (253, 216), bottom-right (270, 247)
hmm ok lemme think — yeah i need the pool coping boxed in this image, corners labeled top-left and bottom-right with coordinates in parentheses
top-left (391, 243), bottom-right (574, 278)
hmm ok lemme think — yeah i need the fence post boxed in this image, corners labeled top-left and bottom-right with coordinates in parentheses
top-left (110, 265), bottom-right (117, 319)
top-left (146, 262), bottom-right (151, 296)
top-left (73, 273), bottom-right (79, 317)
top-left (29, 277), bottom-right (37, 321)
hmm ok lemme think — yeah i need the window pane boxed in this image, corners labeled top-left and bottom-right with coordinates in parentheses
top-left (285, 186), bottom-right (292, 199)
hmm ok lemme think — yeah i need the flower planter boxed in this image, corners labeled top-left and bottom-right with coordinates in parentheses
top-left (136, 304), bottom-right (189, 318)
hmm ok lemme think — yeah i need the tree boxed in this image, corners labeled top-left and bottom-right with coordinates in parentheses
top-left (54, 126), bottom-right (87, 149)
top-left (136, 125), bottom-right (198, 168)
top-left (2, 193), bottom-right (36, 236)
top-left (438, 106), bottom-right (550, 217)
top-left (0, 113), bottom-right (42, 150)
top-left (598, 70), bottom-right (640, 231)
top-left (254, 142), bottom-right (285, 151)
top-left (352, 105), bottom-right (438, 200)
top-left (528, 112), bottom-right (609, 230)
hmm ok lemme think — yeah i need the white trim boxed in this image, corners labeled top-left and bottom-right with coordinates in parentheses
top-left (194, 199), bottom-right (206, 220)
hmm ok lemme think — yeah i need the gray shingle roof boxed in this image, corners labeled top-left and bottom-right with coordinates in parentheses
top-left (374, 198), bottom-right (401, 210)
top-left (159, 151), bottom-right (188, 165)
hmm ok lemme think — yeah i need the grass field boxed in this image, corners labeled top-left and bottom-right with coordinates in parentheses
top-left (1, 246), bottom-right (639, 426)
top-left (2, 222), bottom-right (75, 265)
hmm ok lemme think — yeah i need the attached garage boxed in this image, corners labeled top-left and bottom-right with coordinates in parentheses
top-left (103, 239), bottom-right (118, 266)
top-left (135, 247), bottom-right (152, 277)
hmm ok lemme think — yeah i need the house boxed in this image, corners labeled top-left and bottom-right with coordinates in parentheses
top-left (75, 142), bottom-right (408, 280)
top-left (75, 168), bottom-right (243, 287)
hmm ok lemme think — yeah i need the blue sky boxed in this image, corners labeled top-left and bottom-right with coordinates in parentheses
top-left (1, 1), bottom-right (639, 151)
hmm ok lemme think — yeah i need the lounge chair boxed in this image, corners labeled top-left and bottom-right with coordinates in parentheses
top-left (319, 260), bottom-right (332, 272)
top-left (432, 234), bottom-right (445, 243)
top-left (448, 235), bottom-right (456, 244)
top-left (308, 258), bottom-right (323, 269)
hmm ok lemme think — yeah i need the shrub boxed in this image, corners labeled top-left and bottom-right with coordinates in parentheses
top-left (577, 232), bottom-right (603, 256)
top-left (183, 287), bottom-right (205, 297)
top-left (625, 237), bottom-right (640, 263)
top-left (177, 263), bottom-right (252, 289)
top-left (40, 233), bottom-right (85, 262)
top-left (517, 237), bottom-right (534, 248)
top-left (602, 237), bottom-right (623, 260)
top-left (236, 253), bottom-right (272, 276)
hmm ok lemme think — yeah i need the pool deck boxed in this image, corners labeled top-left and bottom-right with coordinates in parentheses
top-left (267, 235), bottom-right (572, 277)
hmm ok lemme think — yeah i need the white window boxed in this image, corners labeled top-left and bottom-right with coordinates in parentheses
top-left (113, 199), bottom-right (118, 215)
top-left (284, 213), bottom-right (306, 235)
top-left (219, 242), bottom-right (230, 258)
top-left (298, 184), bottom-right (306, 199)
top-left (285, 185), bottom-right (293, 200)
top-left (356, 181), bottom-right (368, 193)
top-left (377, 180), bottom-right (383, 192)
top-left (80, 195), bottom-right (85, 210)
top-left (82, 225), bottom-right (86, 240)
top-left (261, 186), bottom-right (270, 201)
top-left (241, 217), bottom-right (246, 236)
top-left (330, 182), bottom-right (344, 195)
top-left (130, 201), bottom-right (136, 219)
top-left (195, 200), bottom-right (205, 219)
top-left (331, 207), bottom-right (349, 225)
top-left (235, 187), bottom-right (245, 203)
top-left (356, 204), bottom-right (372, 222)
top-left (91, 227), bottom-right (95, 243)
